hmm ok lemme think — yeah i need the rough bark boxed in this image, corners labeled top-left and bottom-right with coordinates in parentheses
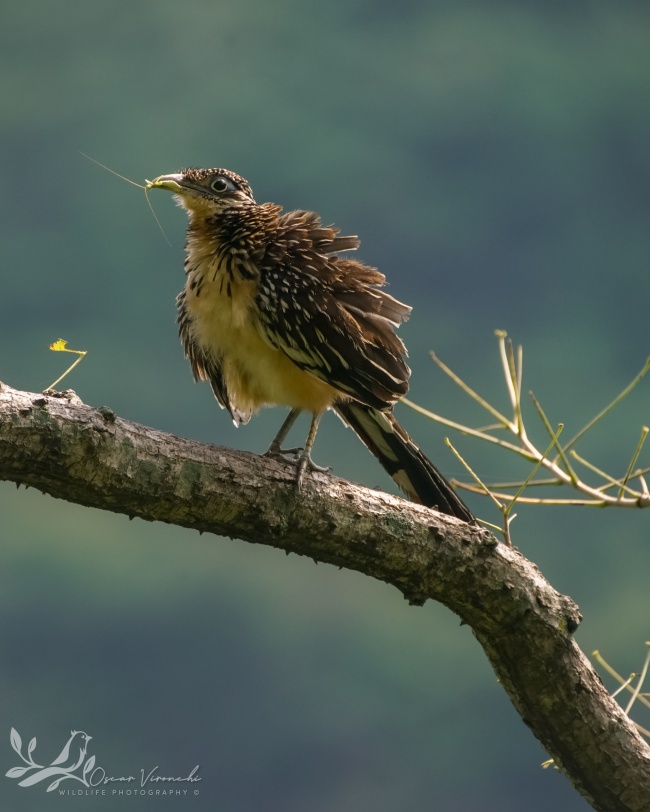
top-left (1, 381), bottom-right (649, 811)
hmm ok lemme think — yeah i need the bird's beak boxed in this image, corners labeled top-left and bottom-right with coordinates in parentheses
top-left (145, 174), bottom-right (185, 193)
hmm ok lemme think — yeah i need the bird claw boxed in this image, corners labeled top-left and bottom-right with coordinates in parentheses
top-left (263, 444), bottom-right (330, 488)
top-left (295, 450), bottom-right (331, 489)
top-left (263, 410), bottom-right (330, 490)
top-left (263, 443), bottom-right (303, 461)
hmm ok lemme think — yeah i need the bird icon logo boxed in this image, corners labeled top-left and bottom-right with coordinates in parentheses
top-left (6, 727), bottom-right (95, 792)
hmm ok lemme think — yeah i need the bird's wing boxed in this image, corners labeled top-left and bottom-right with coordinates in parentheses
top-left (253, 256), bottom-right (411, 410)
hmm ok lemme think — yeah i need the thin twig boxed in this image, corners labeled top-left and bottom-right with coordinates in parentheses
top-left (429, 350), bottom-right (513, 430)
top-left (619, 427), bottom-right (649, 500)
top-left (444, 438), bottom-right (511, 543)
top-left (593, 650), bottom-right (650, 711)
top-left (559, 357), bottom-right (650, 456)
top-left (529, 391), bottom-right (578, 483)
top-left (456, 487), bottom-right (610, 506)
top-left (624, 644), bottom-right (650, 716)
top-left (570, 450), bottom-right (641, 498)
top-left (611, 674), bottom-right (638, 700)
top-left (505, 425), bottom-right (564, 517)
top-left (401, 399), bottom-right (533, 458)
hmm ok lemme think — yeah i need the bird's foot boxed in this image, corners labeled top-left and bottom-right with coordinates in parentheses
top-left (263, 410), bottom-right (330, 490)
top-left (263, 442), bottom-right (303, 461)
top-left (295, 449), bottom-right (331, 489)
top-left (264, 444), bottom-right (330, 487)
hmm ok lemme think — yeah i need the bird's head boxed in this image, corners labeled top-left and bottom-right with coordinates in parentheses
top-left (146, 168), bottom-right (255, 217)
top-left (70, 730), bottom-right (92, 748)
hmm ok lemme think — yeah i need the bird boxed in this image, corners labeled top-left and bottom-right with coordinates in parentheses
top-left (49, 730), bottom-right (91, 770)
top-left (147, 168), bottom-right (474, 523)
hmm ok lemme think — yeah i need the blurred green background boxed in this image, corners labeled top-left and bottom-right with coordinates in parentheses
top-left (1, 2), bottom-right (649, 810)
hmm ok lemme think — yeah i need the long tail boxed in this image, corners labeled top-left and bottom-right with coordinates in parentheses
top-left (334, 402), bottom-right (475, 523)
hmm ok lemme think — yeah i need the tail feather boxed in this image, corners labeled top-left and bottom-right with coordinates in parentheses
top-left (334, 402), bottom-right (475, 523)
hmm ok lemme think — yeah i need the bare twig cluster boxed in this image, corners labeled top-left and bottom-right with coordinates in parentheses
top-left (404, 331), bottom-right (649, 544)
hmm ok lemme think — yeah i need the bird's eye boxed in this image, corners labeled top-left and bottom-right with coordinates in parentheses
top-left (210, 176), bottom-right (233, 193)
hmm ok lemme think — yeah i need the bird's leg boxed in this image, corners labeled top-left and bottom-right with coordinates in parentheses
top-left (263, 408), bottom-right (303, 459)
top-left (295, 412), bottom-right (330, 488)
top-left (264, 410), bottom-right (330, 487)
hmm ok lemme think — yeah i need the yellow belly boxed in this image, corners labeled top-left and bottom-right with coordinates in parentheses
top-left (185, 265), bottom-right (339, 415)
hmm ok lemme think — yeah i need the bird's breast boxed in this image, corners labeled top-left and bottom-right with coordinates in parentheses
top-left (184, 253), bottom-right (339, 415)
top-left (184, 252), bottom-right (262, 369)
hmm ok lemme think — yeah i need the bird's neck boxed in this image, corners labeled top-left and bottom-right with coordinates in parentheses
top-left (185, 203), bottom-right (280, 260)
top-left (182, 203), bottom-right (280, 290)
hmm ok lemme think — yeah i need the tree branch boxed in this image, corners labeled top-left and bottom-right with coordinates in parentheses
top-left (1, 381), bottom-right (649, 811)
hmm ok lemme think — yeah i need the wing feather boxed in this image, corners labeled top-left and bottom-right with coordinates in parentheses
top-left (254, 213), bottom-right (412, 410)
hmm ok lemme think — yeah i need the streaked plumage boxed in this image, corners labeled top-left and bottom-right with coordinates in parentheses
top-left (148, 168), bottom-right (474, 523)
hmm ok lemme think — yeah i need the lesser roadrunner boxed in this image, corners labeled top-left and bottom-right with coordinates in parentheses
top-left (148, 168), bottom-right (474, 523)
